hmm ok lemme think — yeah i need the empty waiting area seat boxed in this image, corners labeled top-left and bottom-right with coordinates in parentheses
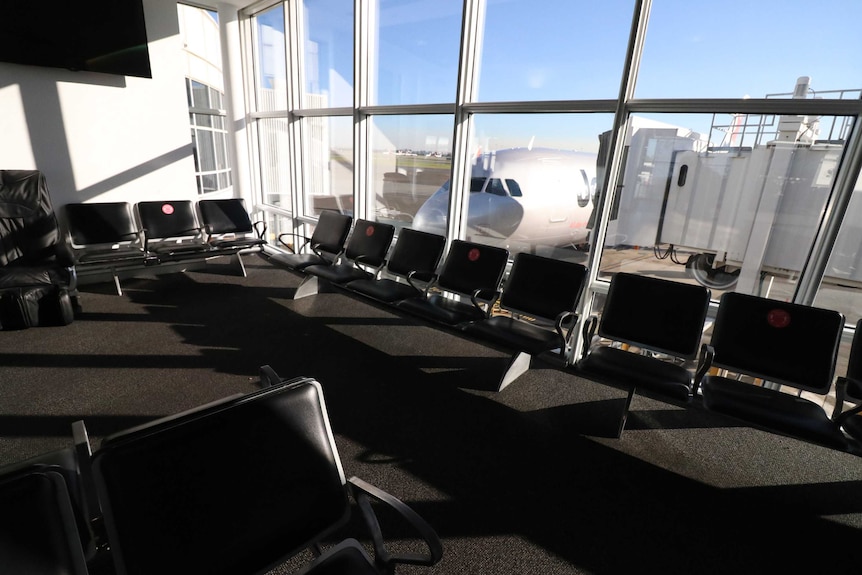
top-left (396, 240), bottom-right (509, 327)
top-left (698, 292), bottom-right (855, 453)
top-left (0, 448), bottom-right (90, 575)
top-left (577, 273), bottom-right (711, 436)
top-left (80, 369), bottom-right (442, 575)
top-left (294, 219), bottom-right (395, 299)
top-left (277, 210), bottom-right (353, 273)
top-left (834, 318), bottom-right (862, 443)
top-left (462, 252), bottom-right (588, 391)
top-left (137, 200), bottom-right (211, 261)
top-left (344, 227), bottom-right (446, 304)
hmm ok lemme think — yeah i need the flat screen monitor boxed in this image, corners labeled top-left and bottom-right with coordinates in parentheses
top-left (0, 1), bottom-right (152, 78)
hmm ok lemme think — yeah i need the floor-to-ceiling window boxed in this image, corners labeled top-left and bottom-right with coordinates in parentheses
top-left (240, 0), bottom-right (862, 375)
top-left (179, 4), bottom-right (233, 194)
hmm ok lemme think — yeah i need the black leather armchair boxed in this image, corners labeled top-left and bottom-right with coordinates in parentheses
top-left (0, 170), bottom-right (75, 328)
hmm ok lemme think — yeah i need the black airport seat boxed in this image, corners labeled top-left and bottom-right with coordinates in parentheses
top-left (198, 199), bottom-right (267, 277)
top-left (64, 201), bottom-right (152, 294)
top-left (577, 273), bottom-right (711, 437)
top-left (395, 239), bottom-right (509, 327)
top-left (137, 200), bottom-right (212, 262)
top-left (294, 219), bottom-right (395, 299)
top-left (833, 319), bottom-right (862, 444)
top-left (463, 253), bottom-right (588, 391)
top-left (344, 227), bottom-right (446, 304)
top-left (0, 448), bottom-right (90, 575)
top-left (698, 292), bottom-right (853, 453)
top-left (277, 210), bottom-right (353, 272)
top-left (80, 368), bottom-right (442, 575)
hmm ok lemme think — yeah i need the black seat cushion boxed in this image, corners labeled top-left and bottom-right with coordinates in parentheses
top-left (305, 263), bottom-right (372, 285)
top-left (579, 346), bottom-right (694, 401)
top-left (281, 252), bottom-right (331, 271)
top-left (701, 375), bottom-right (849, 450)
top-left (463, 315), bottom-right (561, 356)
top-left (397, 293), bottom-right (486, 325)
top-left (344, 277), bottom-right (421, 303)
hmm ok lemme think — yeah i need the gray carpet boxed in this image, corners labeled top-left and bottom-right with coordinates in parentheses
top-left (2, 253), bottom-right (861, 574)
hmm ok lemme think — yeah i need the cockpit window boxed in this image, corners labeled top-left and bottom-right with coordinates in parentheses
top-left (505, 178), bottom-right (522, 197)
top-left (470, 177), bottom-right (487, 192)
top-left (486, 178), bottom-right (507, 196)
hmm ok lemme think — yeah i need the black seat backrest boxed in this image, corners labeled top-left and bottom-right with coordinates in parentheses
top-left (436, 240), bottom-right (509, 296)
top-left (710, 292), bottom-right (843, 394)
top-left (342, 219), bottom-right (395, 267)
top-left (386, 228), bottom-right (446, 277)
top-left (198, 199), bottom-right (255, 235)
top-left (65, 202), bottom-right (140, 245)
top-left (137, 200), bottom-right (200, 239)
top-left (309, 210), bottom-right (353, 255)
top-left (0, 170), bottom-right (62, 266)
top-left (501, 253), bottom-right (588, 321)
top-left (599, 273), bottom-right (710, 359)
top-left (91, 378), bottom-right (348, 575)
top-left (846, 319), bottom-right (862, 401)
top-left (0, 463), bottom-right (89, 575)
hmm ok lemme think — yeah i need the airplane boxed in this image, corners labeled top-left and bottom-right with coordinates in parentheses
top-left (411, 147), bottom-right (598, 251)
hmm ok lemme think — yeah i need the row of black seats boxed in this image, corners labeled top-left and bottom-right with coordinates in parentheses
top-left (0, 367), bottom-right (443, 575)
top-left (274, 211), bottom-right (862, 458)
top-left (272, 210), bottom-right (589, 392)
top-left (577, 271), bottom-right (862, 456)
top-left (65, 198), bottom-right (267, 295)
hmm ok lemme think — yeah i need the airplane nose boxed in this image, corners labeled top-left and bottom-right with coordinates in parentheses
top-left (413, 207), bottom-right (447, 234)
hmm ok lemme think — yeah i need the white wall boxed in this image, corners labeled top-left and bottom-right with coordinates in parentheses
top-left (0, 0), bottom-right (198, 208)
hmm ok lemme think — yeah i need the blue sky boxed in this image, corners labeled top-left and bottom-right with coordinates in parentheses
top-left (256, 0), bottom-right (862, 151)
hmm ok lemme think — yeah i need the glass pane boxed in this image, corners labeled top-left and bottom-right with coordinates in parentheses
top-left (301, 0), bottom-right (354, 108)
top-left (370, 115), bottom-right (453, 229)
top-left (372, 0), bottom-right (462, 106)
top-left (638, 0), bottom-right (862, 98)
top-left (417, 113), bottom-right (611, 261)
top-left (198, 131), bottom-right (216, 171)
top-left (191, 80), bottom-right (209, 108)
top-left (257, 117), bottom-right (292, 209)
top-left (476, 0), bottom-right (633, 102)
top-left (601, 112), bottom-right (852, 303)
top-left (815, 171), bottom-right (862, 325)
top-left (254, 4), bottom-right (287, 112)
top-left (300, 116), bottom-right (354, 216)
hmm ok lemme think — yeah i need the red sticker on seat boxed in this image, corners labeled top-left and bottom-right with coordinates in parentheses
top-left (468, 248), bottom-right (480, 261)
top-left (767, 308), bottom-right (791, 328)
top-left (162, 203), bottom-right (174, 215)
top-left (366, 225), bottom-right (374, 236)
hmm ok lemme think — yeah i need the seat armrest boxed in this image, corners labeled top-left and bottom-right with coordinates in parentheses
top-left (253, 220), bottom-right (267, 240)
top-left (580, 315), bottom-right (599, 360)
top-left (555, 310), bottom-right (579, 357)
top-left (693, 343), bottom-right (715, 395)
top-left (407, 270), bottom-right (437, 296)
top-left (347, 476), bottom-right (443, 569)
top-left (470, 288), bottom-right (501, 318)
top-left (277, 232), bottom-right (311, 254)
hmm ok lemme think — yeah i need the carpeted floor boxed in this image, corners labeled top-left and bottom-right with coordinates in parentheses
top-left (2, 253), bottom-right (861, 574)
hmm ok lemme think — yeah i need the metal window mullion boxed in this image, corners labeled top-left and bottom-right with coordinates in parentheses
top-left (286, 0), bottom-right (303, 221)
top-left (354, 0), bottom-right (373, 221)
top-left (574, 0), bottom-right (651, 364)
top-left (447, 0), bottom-right (486, 245)
top-left (239, 4), bottom-right (266, 208)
